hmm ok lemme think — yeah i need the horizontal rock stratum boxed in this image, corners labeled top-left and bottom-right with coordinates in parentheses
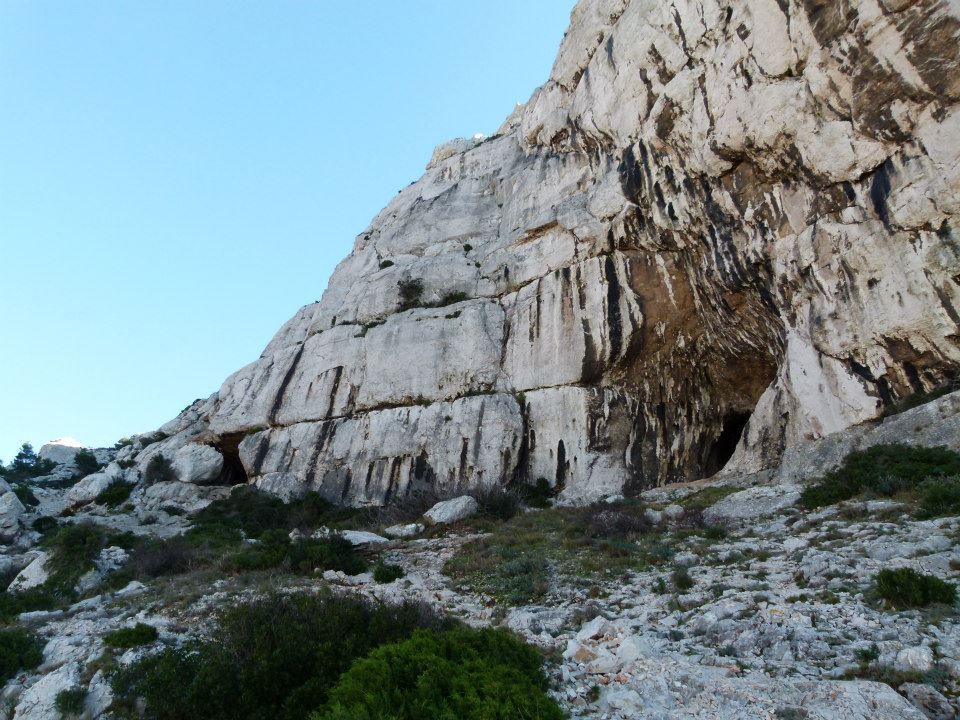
top-left (122, 0), bottom-right (960, 505)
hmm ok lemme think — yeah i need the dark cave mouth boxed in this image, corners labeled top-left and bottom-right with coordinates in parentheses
top-left (704, 412), bottom-right (751, 477)
top-left (214, 433), bottom-right (250, 486)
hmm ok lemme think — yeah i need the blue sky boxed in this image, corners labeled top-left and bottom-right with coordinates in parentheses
top-left (0, 1), bottom-right (572, 460)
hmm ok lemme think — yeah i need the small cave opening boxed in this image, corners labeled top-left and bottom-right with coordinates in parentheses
top-left (703, 412), bottom-right (751, 477)
top-left (214, 433), bottom-right (250, 486)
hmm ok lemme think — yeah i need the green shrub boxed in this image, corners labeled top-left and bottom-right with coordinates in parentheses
top-left (884, 381), bottom-right (957, 417)
top-left (73, 448), bottom-right (102, 478)
top-left (41, 522), bottom-right (116, 596)
top-left (0, 587), bottom-right (59, 623)
top-left (373, 562), bottom-right (405, 584)
top-left (188, 488), bottom-right (359, 549)
top-left (474, 486), bottom-right (522, 521)
top-left (104, 623), bottom-right (159, 648)
top-left (312, 627), bottom-right (564, 720)
top-left (0, 627), bottom-right (43, 682)
top-left (438, 291), bottom-right (469, 306)
top-left (672, 566), bottom-right (694, 592)
top-left (95, 480), bottom-right (132, 508)
top-left (519, 478), bottom-right (555, 509)
top-left (917, 476), bottom-right (960, 518)
top-left (12, 483), bottom-right (38, 507)
top-left (397, 278), bottom-right (424, 311)
top-left (143, 454), bottom-right (177, 485)
top-left (55, 687), bottom-right (88, 717)
top-left (799, 444), bottom-right (960, 509)
top-left (223, 530), bottom-right (365, 576)
top-left (126, 537), bottom-right (197, 578)
top-left (378, 259), bottom-right (394, 269)
top-left (32, 516), bottom-right (58, 535)
top-left (873, 568), bottom-right (956, 608)
top-left (110, 593), bottom-right (452, 720)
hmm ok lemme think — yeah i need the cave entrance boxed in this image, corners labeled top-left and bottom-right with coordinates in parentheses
top-left (703, 412), bottom-right (751, 477)
top-left (214, 433), bottom-right (250, 486)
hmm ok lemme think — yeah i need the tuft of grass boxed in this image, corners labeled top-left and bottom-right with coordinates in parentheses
top-left (799, 444), bottom-right (960, 510)
top-left (104, 623), bottom-right (159, 649)
top-left (0, 627), bottom-right (43, 683)
top-left (872, 568), bottom-right (956, 609)
top-left (95, 479), bottom-right (132, 509)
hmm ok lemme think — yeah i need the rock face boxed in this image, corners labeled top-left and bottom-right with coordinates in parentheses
top-left (135, 0), bottom-right (960, 505)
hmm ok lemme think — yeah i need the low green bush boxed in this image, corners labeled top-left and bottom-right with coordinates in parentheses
top-left (917, 476), bottom-right (960, 518)
top-left (12, 484), bottom-right (38, 507)
top-left (73, 448), bottom-right (103, 478)
top-left (31, 516), bottom-right (58, 536)
top-left (519, 478), bottom-right (555, 509)
top-left (0, 587), bottom-right (59, 623)
top-left (126, 537), bottom-right (197, 578)
top-left (799, 444), bottom-right (960, 509)
top-left (110, 593), bottom-right (452, 720)
top-left (187, 488), bottom-right (360, 549)
top-left (474, 486), bottom-right (522, 521)
top-left (373, 562), bottom-right (405, 584)
top-left (672, 566), bottom-right (694, 592)
top-left (55, 687), bottom-right (88, 717)
top-left (143, 454), bottom-right (177, 485)
top-left (397, 278), bottom-right (424, 311)
top-left (312, 627), bottom-right (564, 720)
top-left (104, 623), bottom-right (159, 648)
top-left (224, 530), bottom-right (365, 576)
top-left (95, 480), bottom-right (132, 508)
top-left (40, 522), bottom-right (133, 598)
top-left (0, 627), bottom-right (43, 683)
top-left (873, 568), bottom-right (956, 609)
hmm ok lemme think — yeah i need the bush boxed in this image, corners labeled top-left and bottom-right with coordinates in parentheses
top-left (126, 537), bottom-right (197, 578)
top-left (0, 627), bottom-right (43, 683)
top-left (143, 454), bottom-right (177, 485)
top-left (223, 531), bottom-right (365, 576)
top-left (41, 522), bottom-right (119, 596)
top-left (917, 476), bottom-right (960, 518)
top-left (799, 444), bottom-right (960, 509)
top-left (0, 587), bottom-right (59, 622)
top-left (32, 516), bottom-right (58, 535)
top-left (672, 566), bottom-right (694, 592)
top-left (312, 627), bottom-right (564, 720)
top-left (373, 562), bottom-right (405, 584)
top-left (378, 259), bottom-right (394, 269)
top-left (73, 448), bottom-right (102, 478)
top-left (397, 278), bottom-right (424, 311)
top-left (579, 502), bottom-right (651, 539)
top-left (110, 593), bottom-right (452, 720)
top-left (474, 486), bottom-right (522, 521)
top-left (188, 487), bottom-right (359, 549)
top-left (12, 483), bottom-right (38, 507)
top-left (95, 479), bottom-right (132, 508)
top-left (873, 568), bottom-right (956, 608)
top-left (519, 478), bottom-right (555, 509)
top-left (55, 688), bottom-right (88, 717)
top-left (104, 623), bottom-right (159, 648)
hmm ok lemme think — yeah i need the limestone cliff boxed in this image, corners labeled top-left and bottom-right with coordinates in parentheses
top-left (125, 0), bottom-right (960, 505)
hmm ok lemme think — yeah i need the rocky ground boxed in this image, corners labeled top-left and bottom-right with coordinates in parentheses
top-left (1, 396), bottom-right (959, 719)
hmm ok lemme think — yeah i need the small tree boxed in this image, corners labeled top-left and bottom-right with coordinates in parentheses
top-left (1, 443), bottom-right (55, 482)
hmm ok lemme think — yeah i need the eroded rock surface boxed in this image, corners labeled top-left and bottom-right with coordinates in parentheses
top-left (111, 0), bottom-right (960, 507)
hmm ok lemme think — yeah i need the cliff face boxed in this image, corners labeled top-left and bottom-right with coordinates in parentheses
top-left (134, 0), bottom-right (960, 504)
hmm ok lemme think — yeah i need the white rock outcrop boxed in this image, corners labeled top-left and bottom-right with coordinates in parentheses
top-left (124, 0), bottom-right (960, 506)
top-left (0, 492), bottom-right (25, 543)
top-left (422, 496), bottom-right (479, 526)
top-left (170, 444), bottom-right (224, 485)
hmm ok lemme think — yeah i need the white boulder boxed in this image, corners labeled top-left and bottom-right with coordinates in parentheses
top-left (64, 472), bottom-right (115, 507)
top-left (384, 523), bottom-right (424, 538)
top-left (171, 444), bottom-right (224, 485)
top-left (38, 438), bottom-right (82, 466)
top-left (8, 553), bottom-right (49, 592)
top-left (422, 496), bottom-right (478, 526)
top-left (0, 491), bottom-right (25, 542)
top-left (896, 646), bottom-right (935, 673)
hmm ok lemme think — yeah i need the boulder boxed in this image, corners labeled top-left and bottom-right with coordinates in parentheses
top-left (704, 485), bottom-right (802, 525)
top-left (170, 444), bottom-right (224, 485)
top-left (0, 491), bottom-right (26, 542)
top-left (12, 662), bottom-right (79, 720)
top-left (422, 496), bottom-right (478, 526)
top-left (8, 553), bottom-right (49, 592)
top-left (140, 481), bottom-right (227, 514)
top-left (896, 646), bottom-right (935, 673)
top-left (898, 682), bottom-right (955, 720)
top-left (64, 472), bottom-right (115, 507)
top-left (384, 523), bottom-right (424, 538)
top-left (38, 438), bottom-right (82, 466)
